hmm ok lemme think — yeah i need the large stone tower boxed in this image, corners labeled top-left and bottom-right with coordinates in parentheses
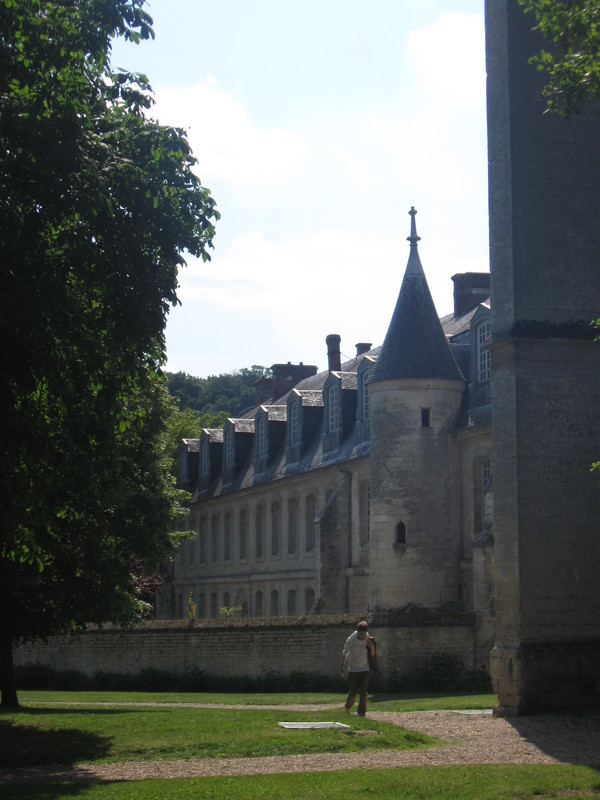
top-left (486, 0), bottom-right (600, 713)
top-left (368, 209), bottom-right (465, 608)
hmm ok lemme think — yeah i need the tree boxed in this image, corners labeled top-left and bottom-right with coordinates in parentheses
top-left (0, 0), bottom-right (219, 707)
top-left (166, 366), bottom-right (271, 416)
top-left (519, 0), bottom-right (600, 115)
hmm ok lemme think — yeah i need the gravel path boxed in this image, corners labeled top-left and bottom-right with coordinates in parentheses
top-left (2, 705), bottom-right (599, 784)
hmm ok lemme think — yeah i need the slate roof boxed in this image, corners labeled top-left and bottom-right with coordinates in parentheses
top-left (371, 209), bottom-right (464, 384)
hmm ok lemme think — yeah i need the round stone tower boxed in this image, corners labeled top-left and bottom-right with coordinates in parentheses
top-left (368, 208), bottom-right (466, 609)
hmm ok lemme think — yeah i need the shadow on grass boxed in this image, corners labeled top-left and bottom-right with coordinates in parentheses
top-left (0, 719), bottom-right (112, 769)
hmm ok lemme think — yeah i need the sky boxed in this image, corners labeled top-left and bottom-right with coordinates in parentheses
top-left (110, 0), bottom-right (488, 378)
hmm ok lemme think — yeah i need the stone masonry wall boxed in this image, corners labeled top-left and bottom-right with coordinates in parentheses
top-left (14, 619), bottom-right (478, 682)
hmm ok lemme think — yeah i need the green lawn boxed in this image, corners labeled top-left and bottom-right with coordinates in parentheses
top-left (1, 692), bottom-right (599, 800)
top-left (18, 689), bottom-right (497, 711)
top-left (1, 695), bottom-right (440, 768)
top-left (2, 765), bottom-right (600, 800)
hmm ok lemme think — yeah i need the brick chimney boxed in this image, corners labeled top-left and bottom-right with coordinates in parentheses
top-left (355, 342), bottom-right (372, 356)
top-left (271, 362), bottom-right (318, 399)
top-left (326, 334), bottom-right (341, 372)
top-left (451, 273), bottom-right (491, 317)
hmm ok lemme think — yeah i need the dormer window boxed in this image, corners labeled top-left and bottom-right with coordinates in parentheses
top-left (327, 384), bottom-right (339, 432)
top-left (255, 412), bottom-right (269, 473)
top-left (477, 320), bottom-right (491, 382)
top-left (200, 438), bottom-right (210, 480)
top-left (289, 400), bottom-right (300, 447)
top-left (224, 428), bottom-right (234, 470)
top-left (362, 373), bottom-right (370, 421)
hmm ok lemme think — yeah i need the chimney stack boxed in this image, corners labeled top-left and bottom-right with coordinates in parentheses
top-left (326, 334), bottom-right (341, 372)
top-left (355, 342), bottom-right (372, 356)
top-left (451, 273), bottom-right (491, 317)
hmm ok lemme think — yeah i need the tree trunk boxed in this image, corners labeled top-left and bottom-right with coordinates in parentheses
top-left (0, 633), bottom-right (19, 709)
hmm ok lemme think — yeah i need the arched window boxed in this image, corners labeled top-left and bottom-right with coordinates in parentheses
top-left (305, 494), bottom-right (316, 551)
top-left (304, 587), bottom-right (315, 613)
top-left (239, 507), bottom-right (248, 560)
top-left (270, 589), bottom-right (279, 616)
top-left (256, 504), bottom-right (265, 558)
top-left (199, 517), bottom-right (207, 563)
top-left (223, 511), bottom-right (232, 562)
top-left (198, 593), bottom-right (205, 618)
top-left (287, 589), bottom-right (297, 616)
top-left (211, 514), bottom-right (220, 562)
top-left (396, 520), bottom-right (407, 545)
top-left (271, 501), bottom-right (281, 556)
top-left (288, 497), bottom-right (298, 554)
top-left (210, 592), bottom-right (218, 618)
top-left (255, 590), bottom-right (263, 617)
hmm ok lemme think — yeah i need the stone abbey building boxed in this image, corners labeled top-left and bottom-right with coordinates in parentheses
top-left (165, 0), bottom-right (600, 713)
top-left (167, 209), bottom-right (496, 664)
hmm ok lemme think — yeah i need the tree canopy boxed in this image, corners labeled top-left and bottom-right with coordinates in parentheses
top-left (0, 0), bottom-right (218, 707)
top-left (519, 0), bottom-right (600, 115)
top-left (166, 366), bottom-right (271, 417)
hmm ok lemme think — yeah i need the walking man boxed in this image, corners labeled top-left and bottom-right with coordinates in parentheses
top-left (340, 620), bottom-right (376, 717)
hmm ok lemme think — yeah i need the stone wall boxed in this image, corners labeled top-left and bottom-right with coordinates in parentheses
top-left (14, 618), bottom-right (480, 683)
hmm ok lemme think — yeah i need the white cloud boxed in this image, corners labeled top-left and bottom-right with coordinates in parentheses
top-left (152, 77), bottom-right (310, 203)
top-left (407, 13), bottom-right (486, 111)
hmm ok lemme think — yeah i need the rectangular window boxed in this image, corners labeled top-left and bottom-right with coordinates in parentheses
top-left (478, 321), bottom-right (491, 382)
top-left (421, 408), bottom-right (430, 428)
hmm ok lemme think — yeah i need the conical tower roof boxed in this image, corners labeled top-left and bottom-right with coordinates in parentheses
top-left (371, 208), bottom-right (464, 384)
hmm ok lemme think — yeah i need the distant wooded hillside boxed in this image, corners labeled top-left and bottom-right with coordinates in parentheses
top-left (166, 366), bottom-right (271, 419)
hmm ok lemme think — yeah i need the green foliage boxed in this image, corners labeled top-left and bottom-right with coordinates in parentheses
top-left (0, 0), bottom-right (219, 706)
top-left (519, 0), bottom-right (600, 115)
top-left (187, 592), bottom-right (197, 625)
top-left (219, 605), bottom-right (243, 619)
top-left (166, 366), bottom-right (271, 417)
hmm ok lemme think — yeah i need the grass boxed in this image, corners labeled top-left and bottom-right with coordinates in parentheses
top-left (1, 695), bottom-right (440, 768)
top-left (18, 689), bottom-right (497, 710)
top-left (2, 691), bottom-right (599, 800)
top-left (2, 766), bottom-right (600, 800)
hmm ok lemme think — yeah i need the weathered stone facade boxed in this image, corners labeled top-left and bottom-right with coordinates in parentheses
top-left (486, 0), bottom-right (600, 713)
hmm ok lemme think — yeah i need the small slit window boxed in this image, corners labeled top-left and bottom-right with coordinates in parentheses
top-left (421, 408), bottom-right (430, 428)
